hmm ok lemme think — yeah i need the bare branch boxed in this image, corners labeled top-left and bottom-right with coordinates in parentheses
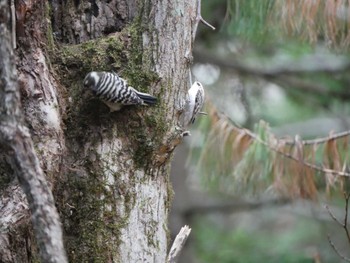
top-left (324, 193), bottom-right (350, 261)
top-left (283, 130), bottom-right (350, 146)
top-left (192, 0), bottom-right (215, 42)
top-left (305, 130), bottom-right (350, 144)
top-left (343, 193), bottom-right (350, 245)
top-left (325, 204), bottom-right (343, 226)
top-left (0, 7), bottom-right (67, 263)
top-left (200, 17), bottom-right (215, 31)
top-left (327, 235), bottom-right (350, 262)
top-left (167, 225), bottom-right (192, 263)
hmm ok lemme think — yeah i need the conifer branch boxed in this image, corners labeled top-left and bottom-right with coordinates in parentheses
top-left (210, 103), bottom-right (350, 177)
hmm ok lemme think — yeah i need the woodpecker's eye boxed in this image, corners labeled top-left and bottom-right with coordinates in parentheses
top-left (196, 82), bottom-right (201, 86)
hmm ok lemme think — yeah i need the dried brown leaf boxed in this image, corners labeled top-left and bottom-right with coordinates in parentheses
top-left (272, 140), bottom-right (288, 195)
top-left (232, 132), bottom-right (252, 163)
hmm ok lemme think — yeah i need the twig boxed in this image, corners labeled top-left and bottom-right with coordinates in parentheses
top-left (284, 130), bottom-right (350, 146)
top-left (327, 235), bottom-right (350, 262)
top-left (200, 17), bottom-right (215, 31)
top-left (167, 225), bottom-right (192, 263)
top-left (192, 0), bottom-right (215, 41)
top-left (343, 193), bottom-right (350, 245)
top-left (325, 204), bottom-right (342, 225)
top-left (325, 194), bottom-right (350, 262)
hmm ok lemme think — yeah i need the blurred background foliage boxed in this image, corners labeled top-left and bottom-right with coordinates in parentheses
top-left (192, 0), bottom-right (350, 196)
top-left (170, 0), bottom-right (350, 262)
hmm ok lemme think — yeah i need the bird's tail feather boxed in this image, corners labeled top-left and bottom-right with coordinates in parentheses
top-left (137, 91), bottom-right (157, 105)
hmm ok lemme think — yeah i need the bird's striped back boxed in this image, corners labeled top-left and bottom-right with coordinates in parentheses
top-left (84, 71), bottom-right (157, 111)
top-left (95, 72), bottom-right (131, 103)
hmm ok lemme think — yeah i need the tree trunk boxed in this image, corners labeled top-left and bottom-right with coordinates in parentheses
top-left (0, 0), bottom-right (196, 262)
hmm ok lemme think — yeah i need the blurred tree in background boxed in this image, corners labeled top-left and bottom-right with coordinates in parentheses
top-left (178, 0), bottom-right (350, 262)
top-left (193, 0), bottom-right (350, 198)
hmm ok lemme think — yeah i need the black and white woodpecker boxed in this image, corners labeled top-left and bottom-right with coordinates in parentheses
top-left (83, 71), bottom-right (157, 112)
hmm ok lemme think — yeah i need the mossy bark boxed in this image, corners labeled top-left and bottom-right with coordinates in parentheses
top-left (0, 0), bottom-right (196, 262)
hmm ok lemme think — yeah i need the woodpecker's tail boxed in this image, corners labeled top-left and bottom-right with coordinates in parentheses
top-left (137, 91), bottom-right (157, 105)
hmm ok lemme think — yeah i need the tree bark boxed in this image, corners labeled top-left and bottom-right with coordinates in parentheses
top-left (0, 0), bottom-right (196, 262)
top-left (0, 1), bottom-right (67, 262)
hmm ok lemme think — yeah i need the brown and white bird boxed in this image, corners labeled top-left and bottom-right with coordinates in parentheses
top-left (183, 81), bottom-right (205, 126)
top-left (83, 71), bottom-right (157, 112)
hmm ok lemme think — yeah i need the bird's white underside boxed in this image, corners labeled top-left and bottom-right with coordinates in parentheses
top-left (103, 101), bottom-right (123, 112)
